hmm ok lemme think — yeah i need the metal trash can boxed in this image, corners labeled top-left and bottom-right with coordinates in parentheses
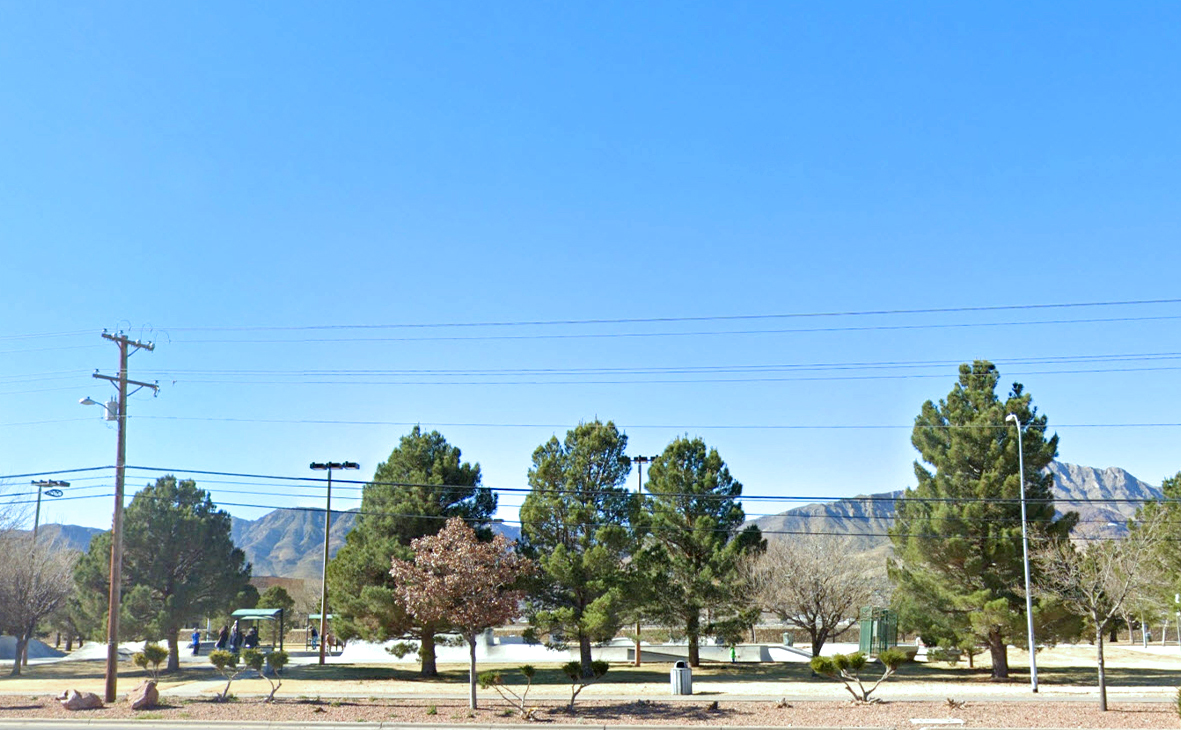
top-left (670, 660), bottom-right (692, 695)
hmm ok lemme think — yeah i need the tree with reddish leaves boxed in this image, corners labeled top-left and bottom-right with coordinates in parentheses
top-left (390, 518), bottom-right (533, 709)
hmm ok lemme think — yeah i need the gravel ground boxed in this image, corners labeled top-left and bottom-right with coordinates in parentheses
top-left (0, 695), bottom-right (1177, 728)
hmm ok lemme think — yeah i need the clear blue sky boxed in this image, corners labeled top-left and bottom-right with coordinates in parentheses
top-left (3, 2), bottom-right (1180, 530)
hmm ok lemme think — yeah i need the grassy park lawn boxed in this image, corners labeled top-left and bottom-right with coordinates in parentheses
top-left (5, 642), bottom-right (1181, 696)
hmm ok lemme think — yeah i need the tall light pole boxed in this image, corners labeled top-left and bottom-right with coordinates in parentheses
top-left (30, 480), bottom-right (69, 542)
top-left (83, 330), bottom-right (157, 703)
top-left (627, 454), bottom-right (657, 666)
top-left (1006, 413), bottom-right (1038, 693)
top-left (310, 460), bottom-right (359, 666)
top-left (22, 479), bottom-right (68, 666)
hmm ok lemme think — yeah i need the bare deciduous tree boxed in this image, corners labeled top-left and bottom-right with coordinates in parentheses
top-left (747, 536), bottom-right (881, 657)
top-left (1034, 512), bottom-right (1164, 711)
top-left (0, 534), bottom-right (75, 675)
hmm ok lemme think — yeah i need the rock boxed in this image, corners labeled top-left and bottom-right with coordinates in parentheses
top-left (130, 680), bottom-right (159, 710)
top-left (61, 689), bottom-right (103, 710)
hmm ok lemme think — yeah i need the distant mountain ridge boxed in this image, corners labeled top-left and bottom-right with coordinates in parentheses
top-left (750, 461), bottom-right (1162, 550)
top-left (28, 461), bottom-right (1151, 579)
top-left (230, 510), bottom-right (522, 579)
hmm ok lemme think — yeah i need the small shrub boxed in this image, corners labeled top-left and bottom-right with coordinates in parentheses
top-left (810, 649), bottom-right (908, 703)
top-left (927, 644), bottom-right (961, 666)
top-left (479, 664), bottom-right (537, 719)
top-left (242, 649), bottom-right (289, 702)
top-left (132, 642), bottom-right (170, 681)
top-left (561, 660), bottom-right (609, 713)
top-left (427, 705), bottom-right (437, 716)
top-left (208, 650), bottom-right (243, 702)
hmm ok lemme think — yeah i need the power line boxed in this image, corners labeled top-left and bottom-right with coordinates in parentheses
top-left (133, 351), bottom-right (1181, 378)
top-left (171, 314), bottom-right (1181, 344)
top-left (147, 297), bottom-right (1181, 332)
top-left (110, 493), bottom-right (1167, 543)
top-left (110, 416), bottom-right (1181, 431)
top-left (138, 363), bottom-right (1181, 386)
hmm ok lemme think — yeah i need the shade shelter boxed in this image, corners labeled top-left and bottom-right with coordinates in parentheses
top-left (230, 608), bottom-right (285, 651)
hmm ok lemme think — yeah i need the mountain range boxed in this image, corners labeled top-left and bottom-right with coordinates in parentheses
top-left (26, 461), bottom-right (1160, 579)
top-left (749, 461), bottom-right (1162, 550)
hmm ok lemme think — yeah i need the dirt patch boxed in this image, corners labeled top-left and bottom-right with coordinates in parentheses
top-left (0, 695), bottom-right (1176, 728)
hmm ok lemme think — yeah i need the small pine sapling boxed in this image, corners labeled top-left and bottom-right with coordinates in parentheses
top-left (132, 642), bottom-right (170, 681)
top-left (208, 650), bottom-right (243, 701)
top-left (561, 660), bottom-right (609, 713)
top-left (478, 665), bottom-right (537, 719)
top-left (809, 649), bottom-right (909, 703)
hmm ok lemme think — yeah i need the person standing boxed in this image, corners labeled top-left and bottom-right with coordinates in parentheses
top-left (215, 625), bottom-right (229, 650)
top-left (190, 627), bottom-right (201, 656)
top-left (230, 620), bottom-right (243, 653)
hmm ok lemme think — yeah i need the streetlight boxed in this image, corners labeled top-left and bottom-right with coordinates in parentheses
top-left (310, 460), bottom-right (359, 666)
top-left (30, 480), bottom-right (69, 541)
top-left (1006, 413), bottom-right (1038, 693)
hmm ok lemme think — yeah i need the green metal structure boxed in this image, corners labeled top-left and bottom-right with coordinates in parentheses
top-left (857, 606), bottom-right (897, 656)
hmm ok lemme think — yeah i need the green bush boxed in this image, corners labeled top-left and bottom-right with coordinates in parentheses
top-left (561, 661), bottom-right (609, 713)
top-left (241, 648), bottom-right (288, 702)
top-left (810, 651), bottom-right (908, 703)
top-left (132, 642), bottom-right (170, 681)
top-left (480, 665), bottom-right (538, 719)
top-left (209, 650), bottom-right (242, 702)
top-left (927, 644), bottom-right (961, 666)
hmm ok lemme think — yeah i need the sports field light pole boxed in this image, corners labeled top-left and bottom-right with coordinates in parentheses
top-left (1006, 413), bottom-right (1038, 693)
top-left (30, 480), bottom-right (69, 541)
top-left (310, 460), bottom-right (358, 666)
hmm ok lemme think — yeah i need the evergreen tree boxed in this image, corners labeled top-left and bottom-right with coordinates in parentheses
top-left (519, 420), bottom-right (638, 677)
top-left (326, 426), bottom-right (494, 677)
top-left (641, 436), bottom-right (763, 667)
top-left (890, 361), bottom-right (1076, 679)
top-left (73, 476), bottom-right (251, 671)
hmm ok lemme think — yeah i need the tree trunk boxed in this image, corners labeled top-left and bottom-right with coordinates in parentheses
top-left (65, 635), bottom-right (73, 652)
top-left (810, 628), bottom-right (827, 657)
top-left (420, 626), bottom-right (438, 677)
top-left (634, 620), bottom-right (642, 667)
top-left (167, 633), bottom-right (181, 672)
top-left (687, 614), bottom-right (700, 667)
top-left (987, 629), bottom-right (1009, 679)
top-left (967, 649), bottom-right (974, 669)
top-left (579, 633), bottom-right (594, 677)
top-left (10, 637), bottom-right (27, 676)
top-left (467, 637), bottom-right (478, 709)
top-left (1096, 623), bottom-right (1107, 711)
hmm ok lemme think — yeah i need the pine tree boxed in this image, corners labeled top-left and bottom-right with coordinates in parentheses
top-left (73, 476), bottom-right (251, 671)
top-left (326, 426), bottom-right (494, 677)
top-left (890, 361), bottom-right (1076, 679)
top-left (519, 420), bottom-right (638, 677)
top-left (641, 436), bottom-right (763, 667)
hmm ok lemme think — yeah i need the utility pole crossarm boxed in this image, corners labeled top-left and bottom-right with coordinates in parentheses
top-left (101, 330), bottom-right (155, 351)
top-left (92, 373), bottom-right (159, 392)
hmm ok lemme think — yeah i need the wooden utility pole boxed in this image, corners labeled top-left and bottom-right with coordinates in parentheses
top-left (93, 331), bottom-right (157, 703)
